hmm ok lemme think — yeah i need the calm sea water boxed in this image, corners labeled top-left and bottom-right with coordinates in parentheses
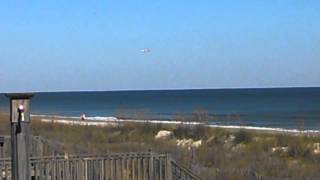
top-left (1, 88), bottom-right (320, 130)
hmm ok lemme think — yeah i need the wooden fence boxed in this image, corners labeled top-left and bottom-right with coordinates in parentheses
top-left (171, 160), bottom-right (200, 180)
top-left (0, 136), bottom-right (56, 159)
top-left (0, 152), bottom-right (200, 180)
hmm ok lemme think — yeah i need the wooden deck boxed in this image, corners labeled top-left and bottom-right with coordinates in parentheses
top-left (1, 152), bottom-right (200, 180)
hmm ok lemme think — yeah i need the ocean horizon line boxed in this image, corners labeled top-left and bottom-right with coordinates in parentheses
top-left (1, 85), bottom-right (320, 94)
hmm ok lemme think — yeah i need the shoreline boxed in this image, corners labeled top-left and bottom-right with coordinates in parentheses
top-left (32, 114), bottom-right (320, 136)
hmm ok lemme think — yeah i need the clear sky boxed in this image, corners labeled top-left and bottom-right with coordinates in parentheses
top-left (0, 0), bottom-right (319, 92)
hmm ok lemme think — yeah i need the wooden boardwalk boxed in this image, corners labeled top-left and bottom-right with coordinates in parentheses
top-left (0, 152), bottom-right (200, 180)
top-left (0, 135), bottom-right (200, 179)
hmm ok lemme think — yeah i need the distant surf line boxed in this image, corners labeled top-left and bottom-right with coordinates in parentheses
top-left (32, 114), bottom-right (320, 135)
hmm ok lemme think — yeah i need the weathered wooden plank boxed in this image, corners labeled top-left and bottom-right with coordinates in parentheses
top-left (149, 155), bottom-right (154, 180)
top-left (132, 157), bottom-right (135, 180)
top-left (46, 160), bottom-right (50, 180)
top-left (166, 156), bottom-right (173, 180)
top-left (110, 159), bottom-right (114, 180)
top-left (105, 159), bottom-right (110, 180)
top-left (159, 158), bottom-right (162, 180)
top-left (40, 161), bottom-right (44, 179)
top-left (115, 158), bottom-right (119, 180)
top-left (100, 158), bottom-right (104, 180)
top-left (126, 158), bottom-right (129, 180)
top-left (119, 157), bottom-right (125, 180)
top-left (143, 158), bottom-right (147, 180)
top-left (5, 163), bottom-right (9, 180)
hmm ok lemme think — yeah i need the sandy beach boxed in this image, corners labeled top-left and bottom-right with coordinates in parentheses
top-left (33, 114), bottom-right (320, 136)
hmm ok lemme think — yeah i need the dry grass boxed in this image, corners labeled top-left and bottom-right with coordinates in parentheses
top-left (1, 112), bottom-right (320, 179)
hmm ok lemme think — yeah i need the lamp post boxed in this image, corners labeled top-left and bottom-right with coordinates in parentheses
top-left (5, 93), bottom-right (33, 180)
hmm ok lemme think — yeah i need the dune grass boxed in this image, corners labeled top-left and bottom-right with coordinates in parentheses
top-left (1, 112), bottom-right (320, 179)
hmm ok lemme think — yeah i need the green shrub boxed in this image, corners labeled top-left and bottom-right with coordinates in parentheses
top-left (234, 130), bottom-right (252, 144)
top-left (287, 139), bottom-right (311, 159)
top-left (275, 134), bottom-right (289, 147)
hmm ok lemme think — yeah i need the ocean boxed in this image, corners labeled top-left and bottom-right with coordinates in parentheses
top-left (1, 87), bottom-right (320, 130)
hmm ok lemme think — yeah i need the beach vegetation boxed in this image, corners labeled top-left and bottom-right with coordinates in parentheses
top-left (1, 112), bottom-right (320, 179)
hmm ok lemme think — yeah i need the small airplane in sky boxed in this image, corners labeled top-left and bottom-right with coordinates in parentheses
top-left (140, 48), bottom-right (151, 53)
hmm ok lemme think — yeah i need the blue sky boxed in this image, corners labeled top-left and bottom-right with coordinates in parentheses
top-left (0, 1), bottom-right (319, 92)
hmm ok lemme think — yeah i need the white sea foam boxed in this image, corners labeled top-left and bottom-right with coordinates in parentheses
top-left (207, 125), bottom-right (320, 134)
top-left (32, 114), bottom-right (118, 121)
top-left (32, 114), bottom-right (320, 134)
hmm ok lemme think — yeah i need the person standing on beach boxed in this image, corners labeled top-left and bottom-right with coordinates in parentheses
top-left (81, 113), bottom-right (86, 121)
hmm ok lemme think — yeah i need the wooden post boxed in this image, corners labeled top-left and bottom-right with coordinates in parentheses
top-left (149, 151), bottom-right (154, 180)
top-left (6, 93), bottom-right (33, 180)
top-left (0, 136), bottom-right (4, 158)
top-left (166, 153), bottom-right (173, 180)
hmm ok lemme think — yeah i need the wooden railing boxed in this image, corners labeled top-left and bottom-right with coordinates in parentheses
top-left (0, 135), bottom-right (58, 158)
top-left (170, 159), bottom-right (200, 180)
top-left (0, 152), bottom-right (200, 180)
